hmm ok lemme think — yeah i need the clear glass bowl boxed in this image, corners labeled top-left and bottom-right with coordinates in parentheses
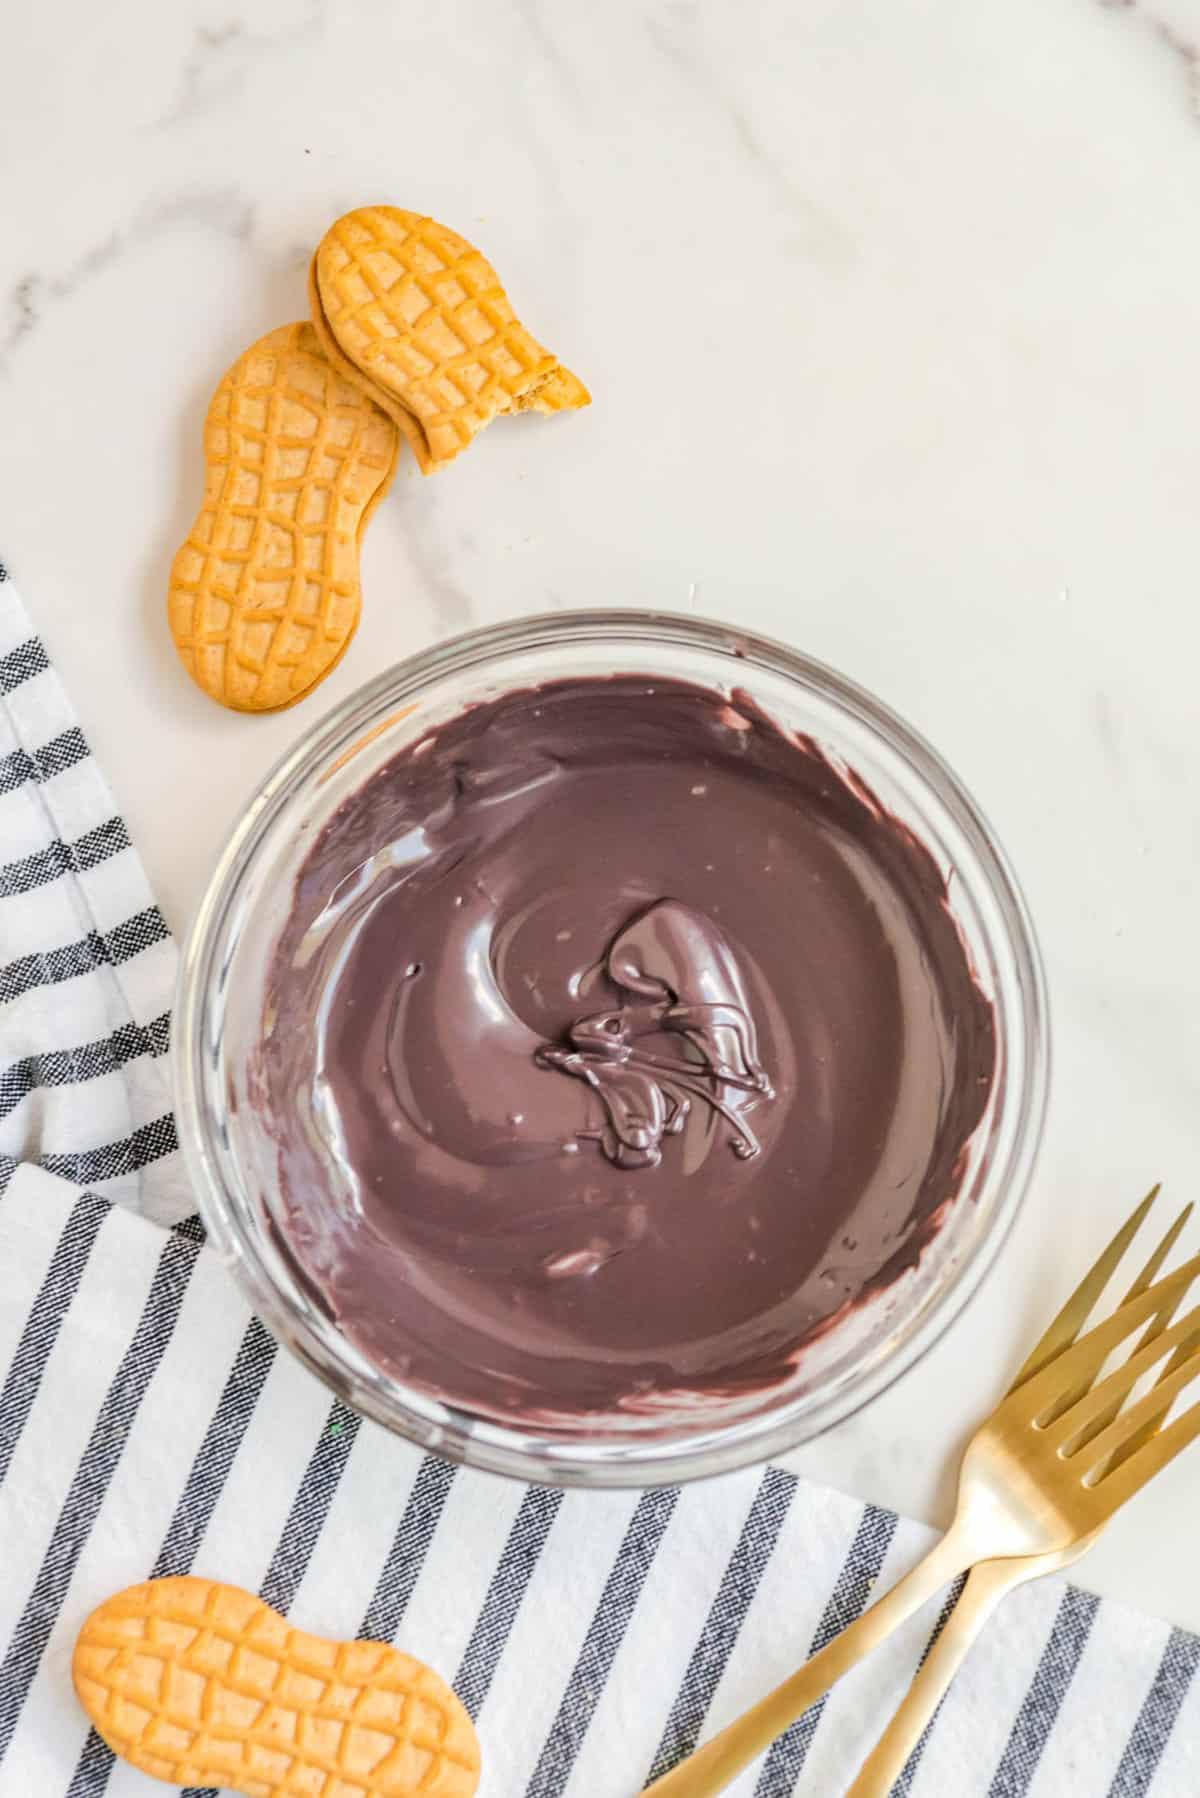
top-left (174, 610), bottom-right (1048, 1488)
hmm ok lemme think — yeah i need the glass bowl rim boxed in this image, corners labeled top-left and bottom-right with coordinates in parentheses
top-left (174, 607), bottom-right (1050, 1488)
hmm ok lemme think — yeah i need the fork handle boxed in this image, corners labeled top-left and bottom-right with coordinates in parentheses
top-left (641, 1529), bottom-right (970, 1796)
top-left (841, 1558), bottom-right (1023, 1797)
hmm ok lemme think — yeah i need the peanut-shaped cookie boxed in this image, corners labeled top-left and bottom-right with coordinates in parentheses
top-left (310, 205), bottom-right (590, 473)
top-left (168, 322), bottom-right (400, 712)
top-left (74, 1575), bottom-right (480, 1797)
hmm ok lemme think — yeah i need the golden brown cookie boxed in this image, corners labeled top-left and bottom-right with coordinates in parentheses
top-left (310, 205), bottom-right (590, 473)
top-left (73, 1575), bottom-right (481, 1797)
top-left (168, 322), bottom-right (400, 713)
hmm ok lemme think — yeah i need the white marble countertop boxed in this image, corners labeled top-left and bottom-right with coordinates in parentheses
top-left (2, 0), bottom-right (1200, 1633)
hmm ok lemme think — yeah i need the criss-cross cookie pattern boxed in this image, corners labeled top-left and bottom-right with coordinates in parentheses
top-left (168, 322), bottom-right (399, 713)
top-left (74, 1576), bottom-right (480, 1797)
top-left (312, 207), bottom-right (589, 471)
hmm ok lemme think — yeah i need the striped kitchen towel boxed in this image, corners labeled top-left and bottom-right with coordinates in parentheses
top-left (0, 562), bottom-right (1197, 1797)
top-left (2, 1170), bottom-right (1198, 1798)
top-left (0, 565), bottom-right (190, 1224)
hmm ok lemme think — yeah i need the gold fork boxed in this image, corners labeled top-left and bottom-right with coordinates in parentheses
top-left (643, 1191), bottom-right (1200, 1798)
top-left (841, 1188), bottom-right (1193, 1796)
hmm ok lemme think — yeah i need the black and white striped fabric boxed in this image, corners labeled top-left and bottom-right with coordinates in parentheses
top-left (0, 566), bottom-right (1197, 1796)
top-left (0, 566), bottom-right (189, 1223)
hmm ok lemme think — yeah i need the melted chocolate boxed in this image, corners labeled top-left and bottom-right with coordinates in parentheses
top-left (260, 676), bottom-right (996, 1424)
top-left (535, 899), bottom-right (774, 1168)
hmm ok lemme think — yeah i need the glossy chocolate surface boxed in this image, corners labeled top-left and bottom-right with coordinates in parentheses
top-left (260, 676), bottom-right (996, 1423)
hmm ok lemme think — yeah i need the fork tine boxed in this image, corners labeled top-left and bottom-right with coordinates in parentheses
top-left (1123, 1203), bottom-right (1194, 1303)
top-left (1014, 1186), bottom-right (1161, 1386)
top-left (1091, 1394), bottom-right (1200, 1513)
top-left (1007, 1253), bottom-right (1200, 1423)
top-left (1046, 1205), bottom-right (1196, 1431)
top-left (1077, 1325), bottom-right (1200, 1477)
top-left (1108, 1324), bottom-right (1200, 1473)
top-left (1062, 1271), bottom-right (1194, 1449)
top-left (1049, 1304), bottom-right (1200, 1450)
top-left (1013, 1186), bottom-right (1161, 1388)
